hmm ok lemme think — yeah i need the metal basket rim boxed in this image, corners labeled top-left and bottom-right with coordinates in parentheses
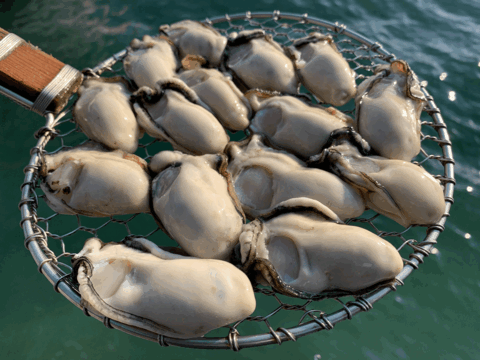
top-left (19, 10), bottom-right (455, 351)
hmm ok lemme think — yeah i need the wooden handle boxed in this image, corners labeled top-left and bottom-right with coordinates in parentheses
top-left (0, 27), bottom-right (83, 115)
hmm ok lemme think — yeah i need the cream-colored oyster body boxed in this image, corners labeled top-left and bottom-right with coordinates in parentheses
top-left (238, 198), bottom-right (403, 298)
top-left (161, 20), bottom-right (227, 67)
top-left (134, 88), bottom-right (229, 155)
top-left (150, 151), bottom-right (244, 260)
top-left (227, 30), bottom-right (298, 94)
top-left (123, 35), bottom-right (179, 89)
top-left (322, 141), bottom-right (445, 227)
top-left (177, 68), bottom-right (251, 131)
top-left (40, 144), bottom-right (150, 217)
top-left (292, 34), bottom-right (356, 106)
top-left (248, 91), bottom-right (353, 159)
top-left (226, 135), bottom-right (365, 220)
top-left (355, 60), bottom-right (426, 161)
top-left (73, 77), bottom-right (141, 153)
top-left (74, 238), bottom-right (256, 339)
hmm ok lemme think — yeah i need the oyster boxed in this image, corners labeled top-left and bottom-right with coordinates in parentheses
top-left (133, 79), bottom-right (229, 155)
top-left (160, 20), bottom-right (227, 68)
top-left (123, 35), bottom-right (179, 89)
top-left (74, 237), bottom-right (256, 339)
top-left (237, 198), bottom-right (403, 298)
top-left (72, 77), bottom-right (142, 153)
top-left (310, 127), bottom-right (445, 227)
top-left (247, 90), bottom-right (353, 159)
top-left (355, 60), bottom-right (426, 161)
top-left (288, 33), bottom-right (356, 106)
top-left (226, 30), bottom-right (298, 94)
top-left (150, 151), bottom-right (244, 260)
top-left (177, 61), bottom-right (251, 131)
top-left (40, 143), bottom-right (150, 217)
top-left (226, 134), bottom-right (365, 220)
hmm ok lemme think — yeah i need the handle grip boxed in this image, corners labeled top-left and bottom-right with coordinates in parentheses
top-left (0, 27), bottom-right (83, 115)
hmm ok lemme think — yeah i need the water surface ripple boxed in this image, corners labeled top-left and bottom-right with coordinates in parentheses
top-left (0, 0), bottom-right (479, 359)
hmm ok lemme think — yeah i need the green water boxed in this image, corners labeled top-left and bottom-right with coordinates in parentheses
top-left (1, 0), bottom-right (479, 359)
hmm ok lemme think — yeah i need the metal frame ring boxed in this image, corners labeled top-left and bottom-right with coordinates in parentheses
top-left (19, 11), bottom-right (455, 350)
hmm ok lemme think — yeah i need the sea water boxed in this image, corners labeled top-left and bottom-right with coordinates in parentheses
top-left (0, 0), bottom-right (479, 359)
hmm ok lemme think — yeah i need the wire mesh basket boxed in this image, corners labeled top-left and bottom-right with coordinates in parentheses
top-left (19, 11), bottom-right (455, 350)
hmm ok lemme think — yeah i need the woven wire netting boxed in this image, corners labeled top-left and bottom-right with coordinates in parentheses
top-left (20, 11), bottom-right (455, 350)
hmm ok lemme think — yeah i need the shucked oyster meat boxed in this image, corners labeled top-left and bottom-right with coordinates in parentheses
top-left (177, 61), bottom-right (251, 131)
top-left (133, 78), bottom-right (229, 155)
top-left (48, 21), bottom-right (443, 327)
top-left (226, 134), bottom-right (365, 220)
top-left (74, 237), bottom-right (256, 339)
top-left (73, 77), bottom-right (142, 154)
top-left (355, 60), bottom-right (426, 161)
top-left (123, 35), bottom-right (179, 89)
top-left (226, 30), bottom-right (299, 94)
top-left (237, 198), bottom-right (403, 298)
top-left (288, 33), bottom-right (357, 106)
top-left (40, 143), bottom-right (150, 217)
top-left (310, 127), bottom-right (445, 227)
top-left (150, 151), bottom-right (245, 260)
top-left (160, 20), bottom-right (227, 68)
top-left (248, 90), bottom-right (353, 159)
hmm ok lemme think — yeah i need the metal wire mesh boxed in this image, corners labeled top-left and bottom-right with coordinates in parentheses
top-left (19, 11), bottom-right (455, 350)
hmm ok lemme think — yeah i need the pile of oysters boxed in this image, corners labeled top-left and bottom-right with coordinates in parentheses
top-left (39, 20), bottom-right (446, 339)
